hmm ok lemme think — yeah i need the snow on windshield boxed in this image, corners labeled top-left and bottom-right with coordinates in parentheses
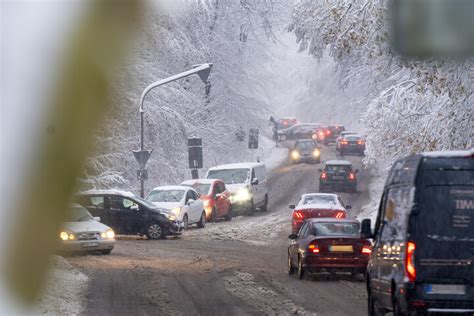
top-left (147, 190), bottom-right (185, 203)
top-left (207, 169), bottom-right (250, 184)
top-left (68, 206), bottom-right (93, 222)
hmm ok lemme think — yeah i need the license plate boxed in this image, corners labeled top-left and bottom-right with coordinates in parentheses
top-left (425, 284), bottom-right (466, 295)
top-left (81, 242), bottom-right (99, 248)
top-left (329, 245), bottom-right (353, 252)
top-left (333, 176), bottom-right (345, 180)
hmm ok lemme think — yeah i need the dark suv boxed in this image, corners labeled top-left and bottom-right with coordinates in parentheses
top-left (361, 150), bottom-right (474, 315)
top-left (319, 160), bottom-right (358, 193)
top-left (77, 190), bottom-right (184, 240)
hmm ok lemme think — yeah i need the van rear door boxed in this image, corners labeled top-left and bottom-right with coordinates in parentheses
top-left (415, 157), bottom-right (474, 297)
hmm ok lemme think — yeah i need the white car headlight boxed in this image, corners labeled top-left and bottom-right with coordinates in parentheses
top-left (101, 229), bottom-right (115, 239)
top-left (60, 231), bottom-right (74, 241)
top-left (171, 207), bottom-right (181, 216)
top-left (291, 150), bottom-right (300, 160)
top-left (166, 214), bottom-right (177, 221)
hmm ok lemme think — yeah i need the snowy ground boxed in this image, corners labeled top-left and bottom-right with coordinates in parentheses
top-left (35, 256), bottom-right (89, 315)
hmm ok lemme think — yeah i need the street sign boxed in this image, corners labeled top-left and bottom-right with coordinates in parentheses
top-left (133, 150), bottom-right (152, 168)
top-left (136, 169), bottom-right (148, 180)
top-left (188, 138), bottom-right (203, 169)
top-left (248, 128), bottom-right (259, 149)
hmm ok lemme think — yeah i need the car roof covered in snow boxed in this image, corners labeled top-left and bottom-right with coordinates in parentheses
top-left (150, 185), bottom-right (193, 192)
top-left (181, 179), bottom-right (218, 185)
top-left (307, 218), bottom-right (359, 224)
top-left (208, 162), bottom-right (265, 170)
top-left (341, 131), bottom-right (357, 135)
top-left (420, 149), bottom-right (473, 158)
top-left (78, 189), bottom-right (137, 198)
top-left (325, 160), bottom-right (352, 166)
top-left (296, 193), bottom-right (345, 210)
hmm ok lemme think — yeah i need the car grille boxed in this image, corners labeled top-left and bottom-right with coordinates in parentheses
top-left (77, 232), bottom-right (100, 240)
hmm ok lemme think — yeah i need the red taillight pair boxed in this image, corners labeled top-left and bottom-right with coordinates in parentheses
top-left (334, 211), bottom-right (345, 219)
top-left (293, 211), bottom-right (304, 219)
top-left (308, 243), bottom-right (320, 253)
top-left (406, 241), bottom-right (416, 282)
top-left (348, 173), bottom-right (356, 181)
top-left (320, 172), bottom-right (328, 180)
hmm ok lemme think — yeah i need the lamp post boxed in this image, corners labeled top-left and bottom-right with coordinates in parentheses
top-left (134, 63), bottom-right (213, 197)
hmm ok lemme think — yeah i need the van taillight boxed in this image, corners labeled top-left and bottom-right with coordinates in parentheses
top-left (321, 172), bottom-right (328, 180)
top-left (348, 173), bottom-right (355, 181)
top-left (406, 241), bottom-right (416, 282)
top-left (308, 243), bottom-right (320, 253)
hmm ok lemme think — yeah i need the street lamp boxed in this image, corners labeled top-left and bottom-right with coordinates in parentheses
top-left (133, 63), bottom-right (213, 197)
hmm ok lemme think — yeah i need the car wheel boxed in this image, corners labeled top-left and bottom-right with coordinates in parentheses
top-left (287, 252), bottom-right (295, 275)
top-left (183, 214), bottom-right (189, 230)
top-left (246, 199), bottom-right (255, 216)
top-left (260, 195), bottom-right (268, 212)
top-left (296, 255), bottom-right (305, 279)
top-left (100, 249), bottom-right (112, 255)
top-left (392, 293), bottom-right (406, 316)
top-left (224, 205), bottom-right (233, 221)
top-left (197, 212), bottom-right (206, 228)
top-left (368, 289), bottom-right (382, 316)
top-left (211, 207), bottom-right (217, 222)
top-left (146, 223), bottom-right (165, 240)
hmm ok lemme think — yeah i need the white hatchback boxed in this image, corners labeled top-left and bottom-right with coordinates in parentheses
top-left (146, 185), bottom-right (206, 229)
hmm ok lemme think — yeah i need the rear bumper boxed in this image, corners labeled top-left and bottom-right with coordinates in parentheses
top-left (339, 145), bottom-right (365, 153)
top-left (320, 181), bottom-right (356, 190)
top-left (303, 255), bottom-right (369, 272)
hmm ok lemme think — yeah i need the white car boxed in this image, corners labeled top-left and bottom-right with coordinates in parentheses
top-left (206, 162), bottom-right (268, 216)
top-left (146, 185), bottom-right (206, 229)
top-left (59, 204), bottom-right (115, 254)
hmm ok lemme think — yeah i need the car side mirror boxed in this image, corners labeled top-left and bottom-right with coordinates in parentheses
top-left (318, 168), bottom-right (323, 172)
top-left (361, 218), bottom-right (372, 239)
top-left (345, 204), bottom-right (352, 210)
top-left (289, 204), bottom-right (295, 209)
top-left (288, 233), bottom-right (298, 240)
top-left (187, 199), bottom-right (195, 205)
top-left (251, 178), bottom-right (259, 185)
top-left (94, 216), bottom-right (101, 222)
top-left (130, 205), bottom-right (139, 211)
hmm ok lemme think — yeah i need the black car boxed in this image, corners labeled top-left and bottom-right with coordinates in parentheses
top-left (319, 160), bottom-right (358, 193)
top-left (290, 139), bottom-right (321, 164)
top-left (278, 123), bottom-right (321, 141)
top-left (323, 125), bottom-right (345, 145)
top-left (337, 134), bottom-right (366, 156)
top-left (76, 190), bottom-right (184, 240)
top-left (361, 150), bottom-right (474, 315)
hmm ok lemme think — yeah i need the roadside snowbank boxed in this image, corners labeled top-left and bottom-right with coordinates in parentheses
top-left (36, 256), bottom-right (89, 315)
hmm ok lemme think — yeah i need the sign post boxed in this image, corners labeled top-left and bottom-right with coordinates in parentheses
top-left (248, 128), bottom-right (259, 161)
top-left (188, 137), bottom-right (203, 179)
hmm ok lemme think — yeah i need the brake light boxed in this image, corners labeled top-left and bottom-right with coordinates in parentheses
top-left (320, 172), bottom-right (327, 180)
top-left (283, 121), bottom-right (288, 126)
top-left (308, 243), bottom-right (320, 253)
top-left (362, 245), bottom-right (372, 254)
top-left (348, 173), bottom-right (355, 181)
top-left (293, 211), bottom-right (304, 219)
top-left (326, 130), bottom-right (331, 135)
top-left (335, 211), bottom-right (345, 219)
top-left (357, 140), bottom-right (365, 145)
top-left (406, 241), bottom-right (416, 282)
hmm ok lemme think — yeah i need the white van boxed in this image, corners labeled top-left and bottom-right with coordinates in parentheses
top-left (206, 162), bottom-right (268, 216)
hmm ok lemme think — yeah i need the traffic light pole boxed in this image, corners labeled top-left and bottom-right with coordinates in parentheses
top-left (136, 63), bottom-right (213, 197)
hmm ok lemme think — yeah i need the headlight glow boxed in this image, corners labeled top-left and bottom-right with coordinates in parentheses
top-left (171, 207), bottom-right (181, 216)
top-left (203, 200), bottom-right (210, 208)
top-left (291, 150), bottom-right (300, 160)
top-left (232, 187), bottom-right (252, 202)
top-left (166, 214), bottom-right (177, 221)
top-left (101, 229), bottom-right (115, 239)
top-left (313, 149), bottom-right (320, 157)
top-left (60, 232), bottom-right (69, 241)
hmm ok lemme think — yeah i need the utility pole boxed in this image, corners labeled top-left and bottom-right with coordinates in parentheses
top-left (134, 63), bottom-right (213, 197)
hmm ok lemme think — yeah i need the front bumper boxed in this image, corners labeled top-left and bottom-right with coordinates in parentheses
top-left (168, 220), bottom-right (184, 235)
top-left (292, 155), bottom-right (320, 163)
top-left (59, 239), bottom-right (115, 252)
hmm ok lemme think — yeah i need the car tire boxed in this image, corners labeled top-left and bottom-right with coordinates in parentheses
top-left (183, 214), bottom-right (189, 230)
top-left (197, 211), bottom-right (206, 228)
top-left (392, 293), bottom-right (406, 316)
top-left (146, 222), bottom-right (165, 240)
top-left (260, 195), bottom-right (268, 212)
top-left (246, 200), bottom-right (255, 216)
top-left (288, 253), bottom-right (295, 275)
top-left (100, 249), bottom-right (112, 255)
top-left (296, 255), bottom-right (305, 280)
top-left (211, 207), bottom-right (217, 222)
top-left (224, 205), bottom-right (233, 221)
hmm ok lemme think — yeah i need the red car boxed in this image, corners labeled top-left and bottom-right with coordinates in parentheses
top-left (288, 218), bottom-right (372, 279)
top-left (290, 193), bottom-right (350, 233)
top-left (181, 179), bottom-right (232, 221)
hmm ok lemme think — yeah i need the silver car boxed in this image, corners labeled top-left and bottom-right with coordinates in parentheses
top-left (59, 204), bottom-right (115, 254)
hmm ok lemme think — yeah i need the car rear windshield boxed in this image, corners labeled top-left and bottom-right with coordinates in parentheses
top-left (296, 142), bottom-right (315, 150)
top-left (207, 168), bottom-right (249, 184)
top-left (418, 157), bottom-right (474, 238)
top-left (325, 165), bottom-right (351, 173)
top-left (302, 195), bottom-right (336, 206)
top-left (345, 136), bottom-right (361, 141)
top-left (313, 222), bottom-right (359, 237)
top-left (187, 184), bottom-right (211, 195)
top-left (68, 206), bottom-right (93, 222)
top-left (147, 190), bottom-right (185, 203)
